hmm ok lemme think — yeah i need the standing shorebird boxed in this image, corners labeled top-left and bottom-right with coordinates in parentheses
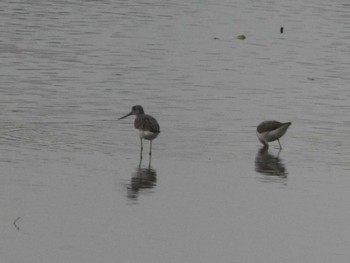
top-left (119, 105), bottom-right (160, 161)
top-left (256, 120), bottom-right (291, 149)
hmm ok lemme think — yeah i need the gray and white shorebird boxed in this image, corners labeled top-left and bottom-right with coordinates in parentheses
top-left (256, 120), bottom-right (291, 149)
top-left (119, 105), bottom-right (160, 159)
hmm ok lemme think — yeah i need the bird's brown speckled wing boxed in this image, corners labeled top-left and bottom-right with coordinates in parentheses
top-left (135, 114), bottom-right (160, 133)
top-left (257, 121), bottom-right (283, 133)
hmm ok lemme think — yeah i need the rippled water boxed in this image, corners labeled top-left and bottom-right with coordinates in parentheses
top-left (1, 0), bottom-right (350, 262)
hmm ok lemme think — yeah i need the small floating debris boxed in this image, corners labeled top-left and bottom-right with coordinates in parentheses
top-left (237, 34), bottom-right (246, 40)
top-left (213, 37), bottom-right (220, 40)
top-left (307, 77), bottom-right (315, 80)
top-left (13, 216), bottom-right (21, 231)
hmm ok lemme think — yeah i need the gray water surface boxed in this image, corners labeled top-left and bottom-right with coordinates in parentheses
top-left (1, 0), bottom-right (350, 262)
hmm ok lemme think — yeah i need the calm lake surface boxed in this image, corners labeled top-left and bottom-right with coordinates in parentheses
top-left (1, 0), bottom-right (350, 262)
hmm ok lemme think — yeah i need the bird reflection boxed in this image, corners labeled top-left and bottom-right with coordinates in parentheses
top-left (125, 166), bottom-right (157, 202)
top-left (255, 146), bottom-right (288, 179)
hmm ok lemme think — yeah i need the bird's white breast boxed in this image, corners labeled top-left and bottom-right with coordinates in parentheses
top-left (139, 130), bottom-right (159, 140)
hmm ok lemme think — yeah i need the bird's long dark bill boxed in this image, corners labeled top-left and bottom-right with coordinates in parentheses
top-left (118, 112), bottom-right (132, 120)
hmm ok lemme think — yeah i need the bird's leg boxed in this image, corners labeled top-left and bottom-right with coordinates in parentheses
top-left (149, 140), bottom-right (152, 157)
top-left (139, 156), bottom-right (142, 167)
top-left (277, 148), bottom-right (281, 157)
top-left (140, 137), bottom-right (143, 160)
top-left (277, 139), bottom-right (282, 149)
top-left (147, 141), bottom-right (152, 167)
top-left (148, 155), bottom-right (152, 167)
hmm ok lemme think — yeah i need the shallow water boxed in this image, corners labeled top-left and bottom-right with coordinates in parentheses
top-left (1, 0), bottom-right (350, 262)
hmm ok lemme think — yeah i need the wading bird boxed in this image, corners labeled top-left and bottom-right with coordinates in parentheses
top-left (256, 120), bottom-right (291, 149)
top-left (119, 105), bottom-right (160, 161)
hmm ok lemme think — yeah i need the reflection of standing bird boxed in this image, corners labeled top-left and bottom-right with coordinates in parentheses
top-left (126, 166), bottom-right (157, 202)
top-left (119, 105), bottom-right (160, 159)
top-left (255, 146), bottom-right (287, 177)
top-left (256, 121), bottom-right (291, 149)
